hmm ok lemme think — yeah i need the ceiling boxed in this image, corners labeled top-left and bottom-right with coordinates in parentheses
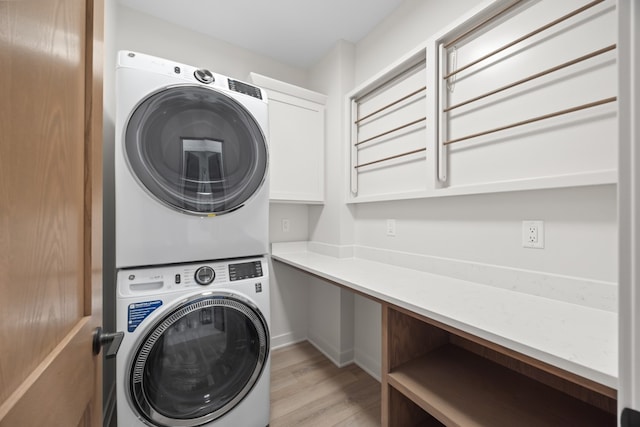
top-left (117, 0), bottom-right (405, 68)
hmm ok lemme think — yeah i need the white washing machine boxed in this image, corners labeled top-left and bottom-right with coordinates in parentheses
top-left (116, 256), bottom-right (270, 427)
top-left (115, 51), bottom-right (269, 268)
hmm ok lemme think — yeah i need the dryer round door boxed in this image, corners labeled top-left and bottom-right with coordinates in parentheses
top-left (128, 293), bottom-right (269, 427)
top-left (124, 85), bottom-right (268, 215)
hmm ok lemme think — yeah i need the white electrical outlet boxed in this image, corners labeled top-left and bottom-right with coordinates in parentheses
top-left (522, 220), bottom-right (544, 249)
top-left (282, 219), bottom-right (290, 233)
top-left (386, 219), bottom-right (396, 237)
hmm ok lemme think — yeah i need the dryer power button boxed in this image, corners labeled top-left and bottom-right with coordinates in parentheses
top-left (194, 68), bottom-right (214, 84)
top-left (194, 266), bottom-right (215, 285)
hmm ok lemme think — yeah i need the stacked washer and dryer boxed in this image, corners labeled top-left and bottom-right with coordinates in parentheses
top-left (114, 51), bottom-right (271, 427)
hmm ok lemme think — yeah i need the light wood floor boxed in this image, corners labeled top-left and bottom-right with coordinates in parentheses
top-left (270, 341), bottom-right (381, 427)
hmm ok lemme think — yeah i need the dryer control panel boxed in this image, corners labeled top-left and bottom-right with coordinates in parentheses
top-left (228, 79), bottom-right (262, 100)
top-left (116, 51), bottom-right (267, 104)
top-left (229, 260), bottom-right (263, 281)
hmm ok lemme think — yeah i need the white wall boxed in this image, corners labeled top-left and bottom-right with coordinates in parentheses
top-left (298, 0), bottom-right (491, 376)
top-left (114, 5), bottom-right (308, 86)
top-left (299, 41), bottom-right (359, 366)
top-left (268, 260), bottom-right (310, 349)
top-left (354, 295), bottom-right (382, 380)
top-left (269, 203), bottom-right (310, 349)
top-left (355, 186), bottom-right (617, 281)
top-left (355, 0), bottom-right (484, 85)
top-left (269, 204), bottom-right (309, 243)
top-left (301, 0), bottom-right (490, 380)
top-left (308, 40), bottom-right (357, 246)
top-left (340, 0), bottom-right (618, 379)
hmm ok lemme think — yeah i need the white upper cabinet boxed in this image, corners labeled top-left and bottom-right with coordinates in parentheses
top-left (250, 73), bottom-right (327, 204)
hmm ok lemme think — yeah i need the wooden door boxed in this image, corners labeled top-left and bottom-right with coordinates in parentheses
top-left (0, 0), bottom-right (103, 426)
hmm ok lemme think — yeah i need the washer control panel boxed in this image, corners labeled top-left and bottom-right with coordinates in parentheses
top-left (118, 256), bottom-right (268, 297)
top-left (229, 260), bottom-right (263, 281)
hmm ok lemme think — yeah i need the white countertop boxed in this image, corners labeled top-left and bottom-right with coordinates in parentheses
top-left (271, 242), bottom-right (617, 389)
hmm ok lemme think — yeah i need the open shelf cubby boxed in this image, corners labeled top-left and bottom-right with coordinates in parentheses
top-left (381, 305), bottom-right (616, 427)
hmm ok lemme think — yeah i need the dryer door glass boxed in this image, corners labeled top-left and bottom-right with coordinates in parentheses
top-left (125, 85), bottom-right (267, 215)
top-left (129, 294), bottom-right (269, 427)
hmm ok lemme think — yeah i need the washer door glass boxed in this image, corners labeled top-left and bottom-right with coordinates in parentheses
top-left (129, 294), bottom-right (269, 427)
top-left (125, 85), bottom-right (267, 215)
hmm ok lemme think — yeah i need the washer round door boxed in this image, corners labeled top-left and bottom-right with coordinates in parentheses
top-left (124, 85), bottom-right (268, 215)
top-left (128, 293), bottom-right (270, 427)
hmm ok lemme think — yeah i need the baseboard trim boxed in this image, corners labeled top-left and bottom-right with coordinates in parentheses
top-left (354, 351), bottom-right (382, 382)
top-left (307, 335), bottom-right (354, 368)
top-left (271, 331), bottom-right (307, 351)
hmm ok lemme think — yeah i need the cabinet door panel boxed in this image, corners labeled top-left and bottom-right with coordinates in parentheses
top-left (249, 73), bottom-right (327, 204)
top-left (269, 97), bottom-right (324, 202)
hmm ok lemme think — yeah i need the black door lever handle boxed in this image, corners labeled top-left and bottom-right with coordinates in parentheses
top-left (93, 327), bottom-right (124, 358)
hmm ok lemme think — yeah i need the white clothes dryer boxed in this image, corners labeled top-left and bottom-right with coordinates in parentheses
top-left (115, 51), bottom-right (269, 268)
top-left (116, 256), bottom-right (270, 427)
